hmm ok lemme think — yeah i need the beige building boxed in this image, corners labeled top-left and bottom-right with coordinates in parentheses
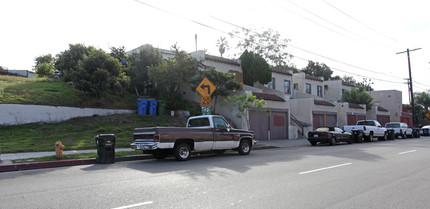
top-left (324, 79), bottom-right (355, 102)
top-left (293, 72), bottom-right (324, 99)
top-left (369, 90), bottom-right (402, 122)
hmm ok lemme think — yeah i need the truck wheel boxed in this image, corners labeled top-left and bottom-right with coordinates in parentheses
top-left (402, 132), bottom-right (406, 139)
top-left (174, 143), bottom-right (191, 161)
top-left (330, 137), bottom-right (337, 146)
top-left (365, 133), bottom-right (373, 142)
top-left (238, 139), bottom-right (251, 155)
top-left (379, 132), bottom-right (387, 141)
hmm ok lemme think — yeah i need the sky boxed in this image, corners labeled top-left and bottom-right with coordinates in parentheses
top-left (1, 0), bottom-right (429, 104)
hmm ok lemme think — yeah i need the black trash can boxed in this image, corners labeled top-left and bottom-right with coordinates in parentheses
top-left (95, 134), bottom-right (116, 164)
top-left (413, 129), bottom-right (421, 138)
top-left (351, 130), bottom-right (363, 143)
top-left (387, 129), bottom-right (395, 140)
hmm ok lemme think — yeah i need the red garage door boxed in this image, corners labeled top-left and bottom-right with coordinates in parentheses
top-left (250, 110), bottom-right (289, 140)
top-left (313, 112), bottom-right (337, 130)
top-left (377, 115), bottom-right (390, 126)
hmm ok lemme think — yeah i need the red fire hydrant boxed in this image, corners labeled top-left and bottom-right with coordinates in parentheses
top-left (55, 140), bottom-right (65, 158)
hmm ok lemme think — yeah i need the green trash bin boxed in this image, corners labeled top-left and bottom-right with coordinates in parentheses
top-left (158, 100), bottom-right (167, 115)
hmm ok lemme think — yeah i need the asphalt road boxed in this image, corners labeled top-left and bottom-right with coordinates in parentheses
top-left (1, 137), bottom-right (429, 209)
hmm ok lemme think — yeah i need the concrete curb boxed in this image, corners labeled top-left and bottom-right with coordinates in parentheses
top-left (0, 145), bottom-right (285, 173)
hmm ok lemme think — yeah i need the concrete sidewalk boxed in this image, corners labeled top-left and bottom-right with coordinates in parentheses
top-left (0, 138), bottom-right (310, 171)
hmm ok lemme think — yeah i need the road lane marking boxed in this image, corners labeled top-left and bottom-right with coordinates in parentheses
top-left (112, 201), bottom-right (154, 209)
top-left (398, 150), bottom-right (417, 155)
top-left (299, 163), bottom-right (352, 175)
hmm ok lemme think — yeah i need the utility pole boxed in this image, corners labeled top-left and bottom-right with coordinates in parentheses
top-left (396, 48), bottom-right (421, 127)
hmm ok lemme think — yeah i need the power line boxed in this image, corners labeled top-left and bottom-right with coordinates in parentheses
top-left (321, 0), bottom-right (398, 43)
top-left (132, 0), bottom-right (429, 89)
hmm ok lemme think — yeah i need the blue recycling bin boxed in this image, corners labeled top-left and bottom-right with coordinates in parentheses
top-left (136, 99), bottom-right (148, 115)
top-left (148, 100), bottom-right (158, 116)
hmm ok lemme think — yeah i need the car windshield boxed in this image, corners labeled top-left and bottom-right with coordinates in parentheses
top-left (386, 123), bottom-right (400, 128)
top-left (315, 127), bottom-right (331, 132)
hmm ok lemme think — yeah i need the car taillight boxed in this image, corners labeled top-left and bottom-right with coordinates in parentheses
top-left (308, 132), bottom-right (312, 137)
top-left (154, 135), bottom-right (160, 142)
top-left (321, 133), bottom-right (330, 137)
top-left (363, 126), bottom-right (366, 131)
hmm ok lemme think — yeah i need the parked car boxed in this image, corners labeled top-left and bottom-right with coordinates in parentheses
top-left (421, 125), bottom-right (430, 136)
top-left (344, 120), bottom-right (387, 141)
top-left (385, 122), bottom-right (413, 139)
top-left (307, 127), bottom-right (353, 146)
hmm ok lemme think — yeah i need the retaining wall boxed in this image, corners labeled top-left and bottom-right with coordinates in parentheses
top-left (0, 104), bottom-right (134, 125)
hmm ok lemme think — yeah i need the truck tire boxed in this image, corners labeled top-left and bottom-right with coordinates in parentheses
top-left (174, 143), bottom-right (191, 161)
top-left (365, 133), bottom-right (373, 142)
top-left (238, 139), bottom-right (251, 155)
top-left (402, 132), bottom-right (406, 139)
top-left (378, 132), bottom-right (388, 141)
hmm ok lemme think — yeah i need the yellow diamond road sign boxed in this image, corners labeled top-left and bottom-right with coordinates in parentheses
top-left (426, 112), bottom-right (430, 119)
top-left (196, 77), bottom-right (216, 97)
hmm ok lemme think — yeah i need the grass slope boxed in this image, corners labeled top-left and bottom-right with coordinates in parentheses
top-left (0, 75), bottom-right (137, 109)
top-left (0, 114), bottom-right (187, 153)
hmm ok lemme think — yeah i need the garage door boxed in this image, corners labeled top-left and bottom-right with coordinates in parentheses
top-left (270, 111), bottom-right (289, 140)
top-left (377, 115), bottom-right (390, 126)
top-left (249, 112), bottom-right (270, 140)
top-left (312, 112), bottom-right (337, 130)
top-left (250, 110), bottom-right (289, 140)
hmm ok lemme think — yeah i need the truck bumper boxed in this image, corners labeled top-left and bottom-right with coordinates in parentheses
top-left (131, 142), bottom-right (157, 150)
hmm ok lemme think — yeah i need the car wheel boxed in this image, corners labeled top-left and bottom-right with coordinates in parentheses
top-left (402, 132), bottom-right (406, 139)
top-left (238, 139), bottom-right (251, 155)
top-left (174, 143), bottom-right (191, 161)
top-left (310, 141), bottom-right (317, 146)
top-left (330, 137), bottom-right (336, 146)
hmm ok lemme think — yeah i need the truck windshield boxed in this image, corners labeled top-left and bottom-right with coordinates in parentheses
top-left (357, 121), bottom-right (375, 126)
top-left (188, 118), bottom-right (210, 127)
top-left (386, 123), bottom-right (400, 128)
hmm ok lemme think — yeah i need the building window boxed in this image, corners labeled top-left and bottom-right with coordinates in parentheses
top-left (305, 83), bottom-right (311, 94)
top-left (294, 83), bottom-right (298, 90)
top-left (268, 77), bottom-right (275, 89)
top-left (284, 80), bottom-right (291, 94)
top-left (317, 85), bottom-right (323, 97)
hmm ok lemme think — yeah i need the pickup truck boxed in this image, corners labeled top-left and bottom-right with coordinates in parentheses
top-left (385, 122), bottom-right (413, 139)
top-left (130, 115), bottom-right (255, 161)
top-left (343, 120), bottom-right (387, 141)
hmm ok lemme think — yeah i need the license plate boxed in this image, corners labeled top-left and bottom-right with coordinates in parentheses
top-left (314, 134), bottom-right (318, 137)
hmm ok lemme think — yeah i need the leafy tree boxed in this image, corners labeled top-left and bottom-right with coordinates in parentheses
top-left (230, 28), bottom-right (292, 66)
top-left (356, 78), bottom-right (374, 91)
top-left (275, 64), bottom-right (300, 73)
top-left (148, 47), bottom-right (201, 106)
top-left (68, 49), bottom-right (127, 97)
top-left (342, 88), bottom-right (373, 110)
top-left (222, 93), bottom-right (266, 130)
top-left (301, 61), bottom-right (333, 80)
top-left (216, 37), bottom-right (229, 57)
top-left (34, 62), bottom-right (54, 77)
top-left (35, 54), bottom-right (54, 66)
top-left (54, 44), bottom-right (96, 81)
top-left (240, 50), bottom-right (272, 86)
top-left (109, 46), bottom-right (127, 62)
top-left (190, 68), bottom-right (241, 112)
top-left (127, 44), bottom-right (162, 95)
top-left (413, 91), bottom-right (430, 125)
